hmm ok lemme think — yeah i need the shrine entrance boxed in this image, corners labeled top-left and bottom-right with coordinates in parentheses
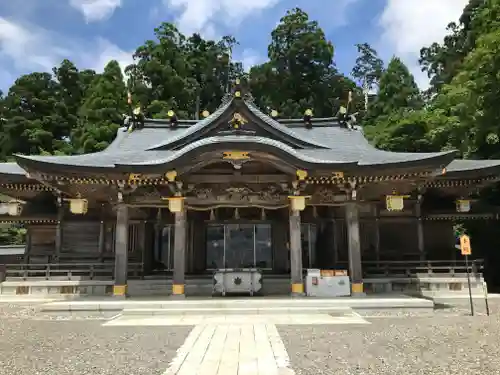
top-left (206, 223), bottom-right (273, 270)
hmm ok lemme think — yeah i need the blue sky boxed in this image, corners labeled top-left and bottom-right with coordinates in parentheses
top-left (0, 0), bottom-right (469, 93)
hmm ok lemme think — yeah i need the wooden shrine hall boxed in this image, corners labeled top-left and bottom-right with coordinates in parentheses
top-left (1, 85), bottom-right (500, 297)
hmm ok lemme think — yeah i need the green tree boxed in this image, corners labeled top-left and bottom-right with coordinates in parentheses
top-left (419, 0), bottom-right (488, 94)
top-left (126, 23), bottom-right (244, 119)
top-left (250, 8), bottom-right (358, 118)
top-left (72, 60), bottom-right (127, 153)
top-left (362, 57), bottom-right (428, 151)
top-left (367, 57), bottom-right (422, 121)
top-left (0, 73), bottom-right (69, 159)
top-left (351, 43), bottom-right (384, 93)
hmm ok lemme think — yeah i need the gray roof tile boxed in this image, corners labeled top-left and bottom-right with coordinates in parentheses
top-left (0, 163), bottom-right (27, 175)
top-left (7, 98), bottom-right (500, 174)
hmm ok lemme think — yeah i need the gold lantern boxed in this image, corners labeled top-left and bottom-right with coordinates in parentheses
top-left (167, 197), bottom-right (185, 213)
top-left (456, 199), bottom-right (471, 213)
top-left (7, 201), bottom-right (22, 216)
top-left (69, 198), bottom-right (88, 214)
top-left (386, 195), bottom-right (404, 211)
top-left (289, 196), bottom-right (310, 211)
top-left (165, 170), bottom-right (177, 182)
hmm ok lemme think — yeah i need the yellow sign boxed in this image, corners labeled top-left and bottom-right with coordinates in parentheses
top-left (460, 234), bottom-right (471, 255)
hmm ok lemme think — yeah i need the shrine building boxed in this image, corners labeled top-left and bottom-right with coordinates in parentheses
top-left (0, 85), bottom-right (498, 297)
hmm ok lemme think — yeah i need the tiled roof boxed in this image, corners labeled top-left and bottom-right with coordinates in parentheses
top-left (5, 97), bottom-right (500, 175)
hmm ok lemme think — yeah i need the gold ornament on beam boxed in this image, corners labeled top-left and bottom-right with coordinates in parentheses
top-left (271, 109), bottom-right (279, 118)
top-left (222, 151), bottom-right (249, 160)
top-left (202, 110), bottom-right (210, 118)
top-left (296, 169), bottom-right (308, 181)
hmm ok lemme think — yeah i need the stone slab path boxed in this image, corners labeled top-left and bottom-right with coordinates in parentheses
top-left (103, 312), bottom-right (369, 375)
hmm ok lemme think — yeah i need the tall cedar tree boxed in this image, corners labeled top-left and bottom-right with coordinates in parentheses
top-left (249, 8), bottom-right (358, 118)
top-left (72, 60), bottom-right (127, 153)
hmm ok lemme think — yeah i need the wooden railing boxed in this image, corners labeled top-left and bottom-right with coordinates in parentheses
top-left (0, 262), bottom-right (144, 281)
top-left (360, 259), bottom-right (484, 278)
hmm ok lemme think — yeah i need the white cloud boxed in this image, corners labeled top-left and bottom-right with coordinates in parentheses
top-left (238, 49), bottom-right (264, 72)
top-left (0, 17), bottom-right (133, 89)
top-left (69, 0), bottom-right (122, 22)
top-left (163, 0), bottom-right (281, 36)
top-left (378, 0), bottom-right (469, 89)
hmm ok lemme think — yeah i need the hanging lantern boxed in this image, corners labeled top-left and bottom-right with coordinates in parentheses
top-left (69, 198), bottom-right (88, 214)
top-left (8, 201), bottom-right (22, 216)
top-left (167, 197), bottom-right (185, 213)
top-left (386, 195), bottom-right (404, 211)
top-left (165, 170), bottom-right (177, 182)
top-left (456, 199), bottom-right (471, 213)
top-left (289, 196), bottom-right (310, 211)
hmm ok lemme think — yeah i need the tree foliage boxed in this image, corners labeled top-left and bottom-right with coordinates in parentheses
top-left (0, 3), bottom-right (498, 166)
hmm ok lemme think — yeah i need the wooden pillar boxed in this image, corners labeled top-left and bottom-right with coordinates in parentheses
top-left (374, 204), bottom-right (380, 263)
top-left (24, 227), bottom-right (32, 264)
top-left (172, 207), bottom-right (187, 297)
top-left (98, 204), bottom-right (105, 259)
top-left (416, 198), bottom-right (425, 260)
top-left (113, 203), bottom-right (129, 297)
top-left (346, 202), bottom-right (364, 295)
top-left (154, 208), bottom-right (161, 266)
top-left (289, 200), bottom-right (304, 296)
top-left (54, 199), bottom-right (64, 261)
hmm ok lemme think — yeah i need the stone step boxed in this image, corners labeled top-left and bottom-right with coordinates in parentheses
top-left (39, 296), bottom-right (434, 313)
top-left (121, 305), bottom-right (355, 316)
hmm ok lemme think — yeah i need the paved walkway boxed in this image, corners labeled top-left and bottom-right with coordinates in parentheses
top-left (163, 324), bottom-right (292, 375)
top-left (104, 312), bottom-right (369, 375)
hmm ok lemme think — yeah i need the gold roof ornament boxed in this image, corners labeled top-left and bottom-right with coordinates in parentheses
top-left (304, 109), bottom-right (313, 116)
top-left (271, 109), bottom-right (278, 118)
top-left (229, 112), bottom-right (247, 129)
top-left (167, 110), bottom-right (175, 117)
top-left (202, 110), bottom-right (210, 118)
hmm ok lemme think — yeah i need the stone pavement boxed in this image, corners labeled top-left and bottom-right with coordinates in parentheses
top-left (104, 309), bottom-right (369, 375)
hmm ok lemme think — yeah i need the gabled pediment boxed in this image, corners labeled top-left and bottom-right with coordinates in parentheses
top-left (145, 98), bottom-right (330, 151)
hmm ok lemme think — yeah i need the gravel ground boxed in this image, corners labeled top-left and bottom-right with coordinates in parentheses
top-left (279, 305), bottom-right (500, 375)
top-left (0, 306), bottom-right (191, 375)
top-left (2, 300), bottom-right (500, 375)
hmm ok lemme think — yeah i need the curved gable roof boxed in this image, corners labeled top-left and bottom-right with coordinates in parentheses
top-left (143, 98), bottom-right (330, 150)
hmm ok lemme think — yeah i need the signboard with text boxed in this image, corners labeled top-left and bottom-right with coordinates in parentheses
top-left (460, 235), bottom-right (471, 256)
